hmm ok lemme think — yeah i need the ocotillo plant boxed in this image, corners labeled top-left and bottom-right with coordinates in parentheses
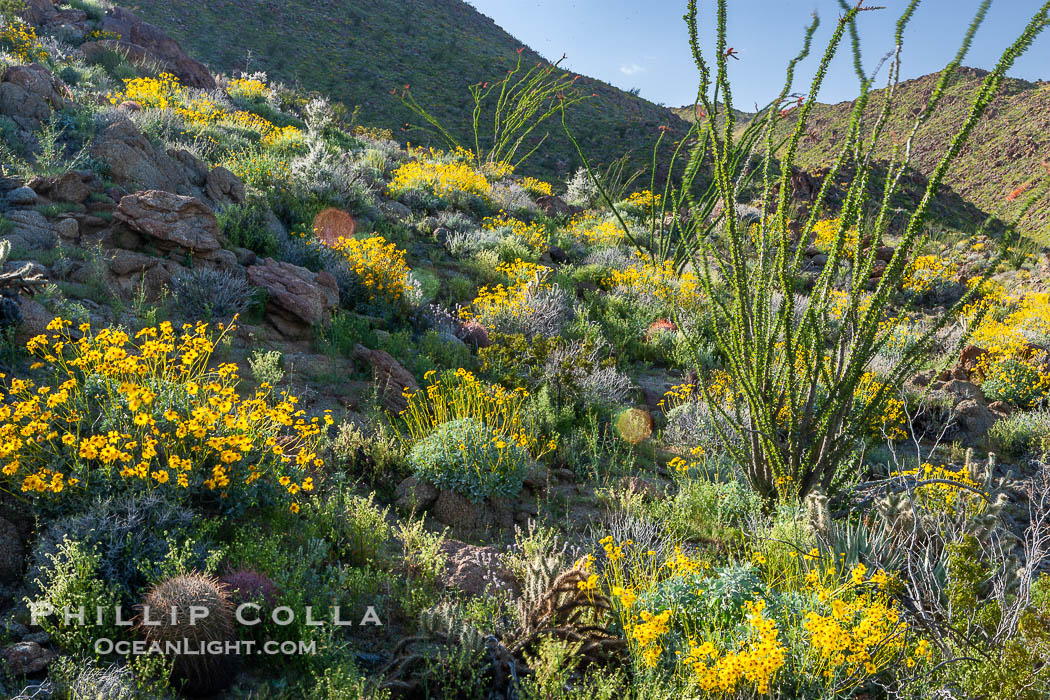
top-left (567, 0), bottom-right (1050, 501)
top-left (401, 51), bottom-right (590, 170)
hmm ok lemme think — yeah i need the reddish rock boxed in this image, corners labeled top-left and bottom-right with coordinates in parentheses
top-left (619, 475), bottom-right (664, 499)
top-left (98, 7), bottom-right (215, 89)
top-left (352, 344), bottom-right (419, 414)
top-left (2, 641), bottom-right (56, 675)
top-left (247, 259), bottom-right (339, 337)
top-left (115, 190), bottom-right (221, 252)
top-left (456, 320), bottom-right (491, 348)
top-left (535, 195), bottom-right (580, 218)
top-left (0, 63), bottom-right (70, 131)
top-left (394, 476), bottom-right (439, 513)
top-left (646, 318), bottom-right (677, 341)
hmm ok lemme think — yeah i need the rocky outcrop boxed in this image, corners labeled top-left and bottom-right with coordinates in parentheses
top-left (535, 195), bottom-right (579, 218)
top-left (352, 344), bottom-right (419, 414)
top-left (115, 190), bottom-right (221, 253)
top-left (431, 490), bottom-right (515, 532)
top-left (246, 259), bottom-right (339, 337)
top-left (2, 210), bottom-right (58, 250)
top-left (97, 8), bottom-right (215, 89)
top-left (2, 641), bottom-right (56, 675)
top-left (90, 117), bottom-right (244, 207)
top-left (0, 63), bottom-right (70, 131)
top-left (394, 476), bottom-right (439, 513)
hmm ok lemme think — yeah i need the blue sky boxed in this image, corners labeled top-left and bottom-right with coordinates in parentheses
top-left (465, 1), bottom-right (1050, 108)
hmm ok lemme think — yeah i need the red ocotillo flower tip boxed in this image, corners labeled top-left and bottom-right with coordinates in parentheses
top-left (517, 46), bottom-right (525, 54)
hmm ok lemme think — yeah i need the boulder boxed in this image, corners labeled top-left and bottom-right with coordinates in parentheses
top-left (3, 210), bottom-right (57, 249)
top-left (246, 259), bottom-right (339, 337)
top-left (619, 475), bottom-right (664, 499)
top-left (4, 186), bottom-right (38, 207)
top-left (394, 476), bottom-right (439, 513)
top-left (956, 399), bottom-right (1000, 443)
top-left (0, 517), bottom-right (23, 583)
top-left (431, 490), bottom-right (514, 532)
top-left (438, 540), bottom-right (517, 597)
top-left (98, 8), bottom-right (215, 89)
top-left (90, 117), bottom-right (244, 204)
top-left (352, 344), bottom-right (419, 414)
top-left (0, 63), bottom-right (69, 131)
top-left (205, 166), bottom-right (246, 207)
top-left (115, 190), bottom-right (221, 252)
top-left (535, 195), bottom-right (579, 218)
top-left (20, 0), bottom-right (58, 25)
top-left (28, 171), bottom-right (100, 204)
top-left (2, 641), bottom-right (56, 675)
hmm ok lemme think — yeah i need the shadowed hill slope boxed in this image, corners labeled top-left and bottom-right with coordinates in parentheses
top-left (119, 0), bottom-right (690, 182)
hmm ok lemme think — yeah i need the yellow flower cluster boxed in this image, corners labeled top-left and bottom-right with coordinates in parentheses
top-left (399, 368), bottom-right (554, 459)
top-left (228, 78), bottom-right (269, 100)
top-left (891, 462), bottom-right (985, 515)
top-left (680, 599), bottom-right (786, 694)
top-left (607, 254), bottom-right (703, 309)
top-left (2, 320), bottom-right (329, 512)
top-left (623, 190), bottom-right (663, 210)
top-left (520, 177), bottom-right (553, 197)
top-left (0, 21), bottom-right (49, 63)
top-left (903, 255), bottom-right (957, 295)
top-left (853, 372), bottom-right (907, 441)
top-left (566, 213), bottom-right (624, 247)
top-left (811, 218), bottom-right (859, 254)
top-left (801, 563), bottom-right (914, 683)
top-left (969, 292), bottom-right (1050, 406)
top-left (459, 260), bottom-right (550, 324)
top-left (327, 234), bottom-right (412, 303)
top-left (482, 212), bottom-right (550, 251)
top-left (388, 160), bottom-right (490, 198)
top-left (107, 74), bottom-right (303, 149)
top-left (579, 535), bottom-right (933, 693)
top-left (107, 73), bottom-right (183, 110)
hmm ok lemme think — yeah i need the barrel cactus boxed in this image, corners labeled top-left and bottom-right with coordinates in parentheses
top-left (139, 573), bottom-right (236, 696)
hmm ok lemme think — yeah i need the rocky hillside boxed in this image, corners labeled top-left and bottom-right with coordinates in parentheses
top-left (781, 68), bottom-right (1050, 241)
top-left (114, 0), bottom-right (689, 182)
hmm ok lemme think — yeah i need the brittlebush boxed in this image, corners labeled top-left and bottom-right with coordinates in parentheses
top-left (0, 319), bottom-right (330, 515)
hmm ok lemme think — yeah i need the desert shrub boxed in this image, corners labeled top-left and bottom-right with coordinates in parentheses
top-left (419, 329), bottom-right (472, 372)
top-left (980, 356), bottom-right (1050, 408)
top-left (330, 421), bottom-right (408, 490)
top-left (0, 319), bottom-right (330, 516)
top-left (408, 417), bottom-right (530, 502)
top-left (247, 348), bottom-right (284, 386)
top-left (564, 167), bottom-right (600, 208)
top-left (29, 492), bottom-right (200, 599)
top-left (653, 476), bottom-right (761, 542)
top-left (542, 339), bottom-right (634, 408)
top-left (170, 266), bottom-right (254, 321)
top-left (306, 489), bottom-right (391, 566)
top-left (216, 198), bottom-right (283, 256)
top-left (27, 537), bottom-right (124, 657)
top-left (289, 140), bottom-right (376, 214)
top-left (489, 181), bottom-right (537, 215)
top-left (990, 410), bottom-right (1050, 459)
top-left (581, 536), bottom-right (930, 695)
